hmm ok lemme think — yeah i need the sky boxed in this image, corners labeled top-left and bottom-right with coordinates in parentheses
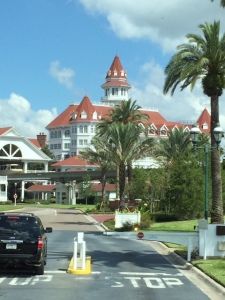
top-left (0, 0), bottom-right (225, 138)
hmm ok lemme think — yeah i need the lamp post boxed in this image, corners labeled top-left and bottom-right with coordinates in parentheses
top-left (190, 123), bottom-right (223, 221)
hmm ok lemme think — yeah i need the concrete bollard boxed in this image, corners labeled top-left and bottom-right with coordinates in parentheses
top-left (73, 232), bottom-right (86, 270)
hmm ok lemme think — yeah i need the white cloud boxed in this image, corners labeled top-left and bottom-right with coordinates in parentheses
top-left (79, 0), bottom-right (225, 53)
top-left (0, 93), bottom-right (58, 138)
top-left (49, 60), bottom-right (75, 90)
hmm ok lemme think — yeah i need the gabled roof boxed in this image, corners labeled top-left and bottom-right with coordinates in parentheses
top-left (0, 127), bottom-right (12, 135)
top-left (46, 98), bottom-right (110, 128)
top-left (28, 138), bottom-right (41, 149)
top-left (196, 108), bottom-right (211, 135)
top-left (51, 155), bottom-right (99, 167)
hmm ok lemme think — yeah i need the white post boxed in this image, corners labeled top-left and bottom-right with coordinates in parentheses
top-left (187, 237), bottom-right (192, 262)
top-left (73, 238), bottom-right (78, 270)
top-left (81, 241), bottom-right (86, 270)
top-left (203, 229), bottom-right (207, 260)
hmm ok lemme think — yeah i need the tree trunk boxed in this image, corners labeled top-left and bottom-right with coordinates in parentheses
top-left (119, 162), bottom-right (126, 209)
top-left (101, 168), bottom-right (107, 208)
top-left (210, 95), bottom-right (224, 223)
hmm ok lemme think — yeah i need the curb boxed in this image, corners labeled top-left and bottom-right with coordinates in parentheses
top-left (152, 241), bottom-right (225, 297)
top-left (67, 256), bottom-right (91, 275)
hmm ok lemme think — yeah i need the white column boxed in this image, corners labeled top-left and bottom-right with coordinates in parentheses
top-left (21, 181), bottom-right (25, 202)
top-left (44, 163), bottom-right (48, 172)
top-left (23, 162), bottom-right (28, 173)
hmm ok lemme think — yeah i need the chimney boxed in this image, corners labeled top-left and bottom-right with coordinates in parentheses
top-left (37, 132), bottom-right (47, 149)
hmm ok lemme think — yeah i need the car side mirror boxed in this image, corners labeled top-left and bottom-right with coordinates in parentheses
top-left (45, 227), bottom-right (52, 233)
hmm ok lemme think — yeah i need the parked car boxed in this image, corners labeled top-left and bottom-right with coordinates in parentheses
top-left (0, 212), bottom-right (52, 275)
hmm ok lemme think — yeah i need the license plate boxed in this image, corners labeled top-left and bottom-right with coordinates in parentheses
top-left (6, 243), bottom-right (17, 250)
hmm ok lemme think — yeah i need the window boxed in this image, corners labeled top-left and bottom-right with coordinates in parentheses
top-left (84, 139), bottom-right (88, 146)
top-left (64, 143), bottom-right (70, 149)
top-left (72, 140), bottom-right (77, 146)
top-left (93, 112), bottom-right (97, 120)
top-left (65, 130), bottom-right (70, 137)
top-left (113, 70), bottom-right (117, 76)
top-left (50, 144), bottom-right (53, 150)
top-left (54, 131), bottom-right (57, 138)
top-left (54, 144), bottom-right (57, 149)
top-left (74, 126), bottom-right (77, 133)
top-left (57, 155), bottom-right (61, 161)
top-left (105, 89), bottom-right (108, 96)
top-left (79, 126), bottom-right (83, 133)
top-left (84, 125), bottom-right (88, 133)
top-left (115, 88), bottom-right (118, 95)
top-left (64, 154), bottom-right (69, 159)
top-left (79, 140), bottom-right (83, 146)
top-left (57, 131), bottom-right (61, 138)
top-left (112, 88), bottom-right (115, 95)
top-left (58, 144), bottom-right (61, 149)
top-left (50, 132), bottom-right (54, 139)
top-left (81, 111), bottom-right (87, 119)
top-left (91, 126), bottom-right (94, 133)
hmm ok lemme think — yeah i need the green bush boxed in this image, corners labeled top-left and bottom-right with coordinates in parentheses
top-left (115, 221), bottom-right (134, 232)
top-left (151, 212), bottom-right (180, 222)
top-left (140, 213), bottom-right (152, 229)
top-left (0, 200), bottom-right (12, 205)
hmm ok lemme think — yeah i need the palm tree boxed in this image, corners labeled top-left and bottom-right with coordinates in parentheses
top-left (97, 99), bottom-right (150, 198)
top-left (97, 99), bottom-right (149, 135)
top-left (154, 128), bottom-right (193, 166)
top-left (79, 136), bottom-right (115, 206)
top-left (211, 0), bottom-right (225, 8)
top-left (106, 122), bottom-right (154, 205)
top-left (163, 21), bottom-right (225, 223)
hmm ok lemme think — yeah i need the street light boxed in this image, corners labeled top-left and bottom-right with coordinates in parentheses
top-left (190, 123), bottom-right (224, 221)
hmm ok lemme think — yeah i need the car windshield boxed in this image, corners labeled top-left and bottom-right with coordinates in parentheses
top-left (0, 216), bottom-right (40, 237)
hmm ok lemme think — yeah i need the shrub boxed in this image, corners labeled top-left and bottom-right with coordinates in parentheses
top-left (0, 200), bottom-right (12, 205)
top-left (115, 221), bottom-right (134, 232)
top-left (140, 213), bottom-right (152, 229)
top-left (151, 212), bottom-right (180, 222)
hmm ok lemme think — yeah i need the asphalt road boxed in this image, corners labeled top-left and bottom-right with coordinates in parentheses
top-left (0, 208), bottom-right (224, 300)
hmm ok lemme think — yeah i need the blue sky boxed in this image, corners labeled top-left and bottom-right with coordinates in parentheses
top-left (0, 0), bottom-right (225, 137)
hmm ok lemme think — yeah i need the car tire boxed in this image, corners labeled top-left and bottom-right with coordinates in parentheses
top-left (35, 261), bottom-right (44, 275)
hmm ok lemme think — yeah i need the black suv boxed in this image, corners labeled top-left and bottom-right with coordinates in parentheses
top-left (0, 212), bottom-right (52, 275)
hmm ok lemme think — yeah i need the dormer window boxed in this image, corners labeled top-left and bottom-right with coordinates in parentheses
top-left (108, 70), bottom-right (111, 76)
top-left (202, 122), bottom-right (208, 130)
top-left (81, 111), bottom-right (87, 119)
top-left (113, 69), bottom-right (118, 76)
top-left (121, 70), bottom-right (124, 76)
top-left (93, 111), bottom-right (97, 120)
top-left (71, 112), bottom-right (77, 119)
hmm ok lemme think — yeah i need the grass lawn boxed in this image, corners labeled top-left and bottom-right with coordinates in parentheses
top-left (0, 203), bottom-right (96, 212)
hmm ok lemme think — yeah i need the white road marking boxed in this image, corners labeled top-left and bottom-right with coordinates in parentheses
top-left (120, 272), bottom-right (183, 277)
top-left (45, 270), bottom-right (65, 274)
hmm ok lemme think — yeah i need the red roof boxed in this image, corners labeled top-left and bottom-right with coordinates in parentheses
top-left (101, 81), bottom-right (131, 88)
top-left (28, 138), bottom-right (41, 148)
top-left (196, 108), bottom-right (211, 135)
top-left (51, 155), bottom-right (99, 167)
top-left (91, 183), bottom-right (116, 192)
top-left (106, 54), bottom-right (127, 80)
top-left (0, 127), bottom-right (12, 135)
top-left (27, 185), bottom-right (56, 192)
top-left (46, 97), bottom-right (110, 128)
